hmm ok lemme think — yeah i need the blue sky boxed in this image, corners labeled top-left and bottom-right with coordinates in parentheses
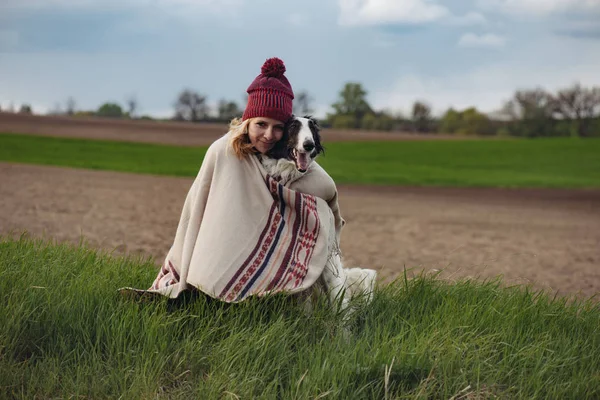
top-left (1, 0), bottom-right (599, 118)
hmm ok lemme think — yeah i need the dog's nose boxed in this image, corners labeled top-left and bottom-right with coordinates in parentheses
top-left (303, 141), bottom-right (315, 152)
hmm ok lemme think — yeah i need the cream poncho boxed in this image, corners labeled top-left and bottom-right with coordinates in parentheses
top-left (123, 133), bottom-right (344, 301)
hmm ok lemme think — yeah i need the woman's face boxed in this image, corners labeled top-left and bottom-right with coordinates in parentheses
top-left (247, 117), bottom-right (285, 154)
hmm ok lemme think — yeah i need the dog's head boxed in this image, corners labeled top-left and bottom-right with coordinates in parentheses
top-left (268, 115), bottom-right (324, 173)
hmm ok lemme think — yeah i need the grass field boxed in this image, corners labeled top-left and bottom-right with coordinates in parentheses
top-left (1, 235), bottom-right (599, 399)
top-left (2, 133), bottom-right (599, 188)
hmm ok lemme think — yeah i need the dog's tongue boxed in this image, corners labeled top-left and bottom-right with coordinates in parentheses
top-left (296, 152), bottom-right (310, 172)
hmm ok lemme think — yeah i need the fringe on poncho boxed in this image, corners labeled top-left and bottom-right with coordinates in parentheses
top-left (121, 133), bottom-right (344, 302)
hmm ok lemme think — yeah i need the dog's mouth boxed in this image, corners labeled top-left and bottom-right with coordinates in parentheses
top-left (290, 149), bottom-right (311, 173)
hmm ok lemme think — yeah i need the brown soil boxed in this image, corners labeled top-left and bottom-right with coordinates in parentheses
top-left (0, 112), bottom-right (471, 146)
top-left (2, 163), bottom-right (599, 298)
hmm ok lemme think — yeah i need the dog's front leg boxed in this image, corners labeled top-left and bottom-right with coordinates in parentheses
top-left (322, 253), bottom-right (349, 312)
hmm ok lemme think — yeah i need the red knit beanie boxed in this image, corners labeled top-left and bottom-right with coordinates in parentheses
top-left (242, 57), bottom-right (294, 122)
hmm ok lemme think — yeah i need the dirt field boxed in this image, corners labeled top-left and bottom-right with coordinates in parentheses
top-left (0, 112), bottom-right (467, 146)
top-left (2, 162), bottom-right (599, 298)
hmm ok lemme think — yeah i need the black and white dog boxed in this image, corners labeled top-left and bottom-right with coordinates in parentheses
top-left (262, 115), bottom-right (324, 184)
top-left (261, 115), bottom-right (377, 312)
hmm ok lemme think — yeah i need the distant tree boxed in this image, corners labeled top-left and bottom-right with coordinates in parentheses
top-left (329, 114), bottom-right (358, 129)
top-left (501, 88), bottom-right (555, 137)
top-left (360, 113), bottom-right (377, 130)
top-left (553, 83), bottom-right (600, 137)
top-left (590, 117), bottom-right (600, 137)
top-left (329, 82), bottom-right (372, 129)
top-left (378, 112), bottom-right (395, 131)
top-left (412, 101), bottom-right (433, 133)
top-left (440, 108), bottom-right (461, 133)
top-left (174, 89), bottom-right (209, 122)
top-left (441, 107), bottom-right (491, 135)
top-left (18, 104), bottom-right (33, 114)
top-left (459, 107), bottom-right (492, 135)
top-left (66, 97), bottom-right (76, 115)
top-left (506, 89), bottom-right (555, 120)
top-left (217, 99), bottom-right (241, 121)
top-left (361, 111), bottom-right (395, 131)
top-left (97, 102), bottom-right (124, 118)
top-left (389, 111), bottom-right (412, 131)
top-left (126, 95), bottom-right (138, 119)
top-left (293, 90), bottom-right (314, 116)
top-left (7, 102), bottom-right (15, 113)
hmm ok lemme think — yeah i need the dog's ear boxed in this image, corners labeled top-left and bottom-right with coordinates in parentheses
top-left (266, 136), bottom-right (288, 159)
top-left (307, 116), bottom-right (325, 156)
top-left (266, 116), bottom-right (295, 159)
top-left (284, 116), bottom-right (302, 149)
top-left (284, 115), bottom-right (297, 134)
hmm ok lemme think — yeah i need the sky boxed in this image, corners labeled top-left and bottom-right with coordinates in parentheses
top-left (1, 0), bottom-right (600, 118)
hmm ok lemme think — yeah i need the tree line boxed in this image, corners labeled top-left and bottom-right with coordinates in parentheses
top-left (2, 90), bottom-right (314, 124)
top-left (324, 82), bottom-right (600, 137)
top-left (3, 82), bottom-right (599, 137)
top-left (170, 89), bottom-right (315, 123)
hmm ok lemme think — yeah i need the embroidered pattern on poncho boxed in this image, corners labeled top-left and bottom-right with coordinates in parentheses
top-left (121, 133), bottom-right (343, 302)
top-left (151, 175), bottom-right (321, 300)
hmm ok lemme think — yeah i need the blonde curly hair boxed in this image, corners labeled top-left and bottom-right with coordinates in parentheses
top-left (227, 117), bottom-right (256, 159)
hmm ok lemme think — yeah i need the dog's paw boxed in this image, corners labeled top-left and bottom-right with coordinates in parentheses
top-left (344, 268), bottom-right (377, 302)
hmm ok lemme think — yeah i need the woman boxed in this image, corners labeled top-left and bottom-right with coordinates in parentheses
top-left (122, 57), bottom-right (344, 302)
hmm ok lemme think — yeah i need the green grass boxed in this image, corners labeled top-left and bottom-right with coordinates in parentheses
top-left (1, 133), bottom-right (600, 188)
top-left (0, 133), bottom-right (208, 177)
top-left (317, 138), bottom-right (600, 188)
top-left (2, 235), bottom-right (599, 399)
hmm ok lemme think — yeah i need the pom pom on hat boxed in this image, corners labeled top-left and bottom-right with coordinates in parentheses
top-left (243, 57), bottom-right (294, 122)
top-left (261, 57), bottom-right (286, 78)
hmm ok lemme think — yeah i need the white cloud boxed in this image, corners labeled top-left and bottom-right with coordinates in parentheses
top-left (458, 32), bottom-right (506, 47)
top-left (338, 0), bottom-right (449, 26)
top-left (478, 0), bottom-right (600, 15)
top-left (337, 1), bottom-right (490, 29)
